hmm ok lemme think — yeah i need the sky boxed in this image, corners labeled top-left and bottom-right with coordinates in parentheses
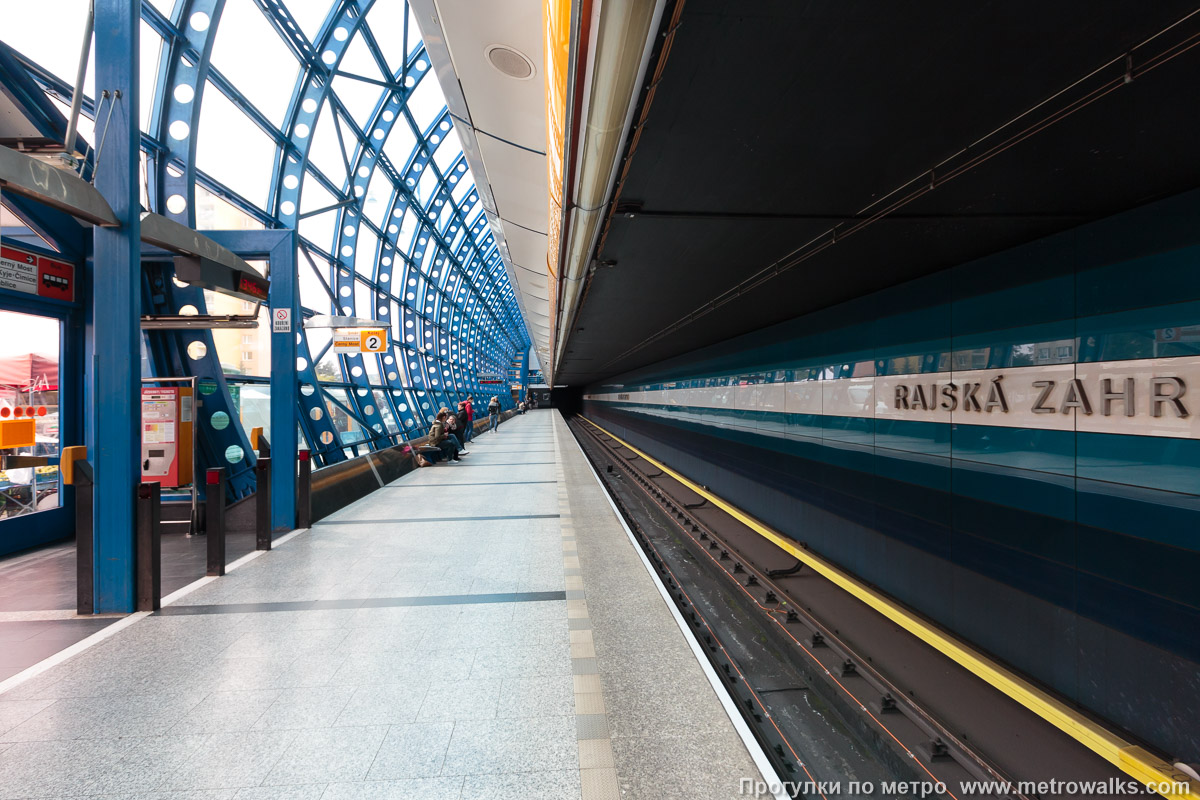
top-left (0, 311), bottom-right (58, 360)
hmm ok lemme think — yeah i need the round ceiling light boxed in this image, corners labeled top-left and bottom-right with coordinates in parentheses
top-left (485, 45), bottom-right (535, 80)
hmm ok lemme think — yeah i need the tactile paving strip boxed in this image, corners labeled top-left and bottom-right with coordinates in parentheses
top-left (554, 421), bottom-right (622, 800)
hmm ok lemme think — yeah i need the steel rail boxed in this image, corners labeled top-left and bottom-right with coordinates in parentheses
top-left (571, 417), bottom-right (1034, 800)
top-left (574, 416), bottom-right (1200, 800)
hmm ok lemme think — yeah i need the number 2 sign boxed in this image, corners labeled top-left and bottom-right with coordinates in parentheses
top-left (359, 330), bottom-right (387, 352)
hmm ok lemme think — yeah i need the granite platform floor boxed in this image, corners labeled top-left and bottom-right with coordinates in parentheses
top-left (0, 522), bottom-right (256, 682)
top-left (0, 410), bottom-right (765, 799)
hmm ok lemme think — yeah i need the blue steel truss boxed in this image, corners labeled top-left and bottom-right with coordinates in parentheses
top-left (149, 0), bottom-right (528, 465)
top-left (5, 0), bottom-right (529, 470)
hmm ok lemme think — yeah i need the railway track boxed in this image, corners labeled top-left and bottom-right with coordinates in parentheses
top-left (571, 415), bottom-right (1030, 800)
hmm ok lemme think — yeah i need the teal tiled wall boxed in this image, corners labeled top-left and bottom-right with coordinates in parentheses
top-left (585, 187), bottom-right (1200, 763)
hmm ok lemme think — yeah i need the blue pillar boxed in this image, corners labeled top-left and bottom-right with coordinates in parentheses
top-left (268, 232), bottom-right (298, 531)
top-left (207, 229), bottom-right (299, 531)
top-left (519, 348), bottom-right (530, 397)
top-left (90, 0), bottom-right (141, 612)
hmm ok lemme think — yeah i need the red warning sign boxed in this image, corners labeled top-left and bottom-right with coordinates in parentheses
top-left (0, 245), bottom-right (75, 302)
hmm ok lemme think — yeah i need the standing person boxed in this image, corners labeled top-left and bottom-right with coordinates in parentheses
top-left (463, 396), bottom-right (475, 443)
top-left (454, 402), bottom-right (472, 452)
top-left (429, 410), bottom-right (462, 462)
top-left (488, 395), bottom-right (501, 433)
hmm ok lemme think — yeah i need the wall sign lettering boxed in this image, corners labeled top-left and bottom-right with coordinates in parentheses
top-left (587, 356), bottom-right (1200, 440)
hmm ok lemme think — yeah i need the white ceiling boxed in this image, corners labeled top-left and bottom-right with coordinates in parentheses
top-left (477, 136), bottom-right (546, 233)
top-left (412, 0), bottom-right (552, 367)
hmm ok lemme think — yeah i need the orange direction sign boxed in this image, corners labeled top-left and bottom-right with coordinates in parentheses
top-left (332, 330), bottom-right (388, 353)
top-left (359, 330), bottom-right (386, 353)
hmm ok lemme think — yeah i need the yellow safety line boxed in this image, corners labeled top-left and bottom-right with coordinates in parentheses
top-left (580, 416), bottom-right (1199, 800)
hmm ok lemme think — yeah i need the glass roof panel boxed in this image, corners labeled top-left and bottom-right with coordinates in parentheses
top-left (364, 1), bottom-right (408, 77)
top-left (382, 121), bottom-right (417, 173)
top-left (433, 130), bottom-right (462, 173)
top-left (196, 83), bottom-right (277, 208)
top-left (407, 73), bottom-right (441, 133)
top-left (4, 1), bottom-right (92, 88)
top-left (355, 226), bottom-right (380, 279)
top-left (299, 209), bottom-right (338, 248)
top-left (331, 31), bottom-right (387, 128)
top-left (363, 168), bottom-right (391, 227)
top-left (340, 27), bottom-right (388, 81)
top-left (299, 174), bottom-right (338, 215)
top-left (209, 0), bottom-right (300, 128)
top-left (451, 176), bottom-right (474, 205)
top-left (415, 167), bottom-right (437, 207)
top-left (285, 0), bottom-right (331, 43)
top-left (308, 117), bottom-right (351, 190)
top-left (195, 183), bottom-right (265, 231)
top-left (0, 0), bottom-right (529, 453)
top-left (406, 7), bottom-right (423, 62)
top-left (299, 251), bottom-right (334, 312)
top-left (139, 21), bottom-right (163, 131)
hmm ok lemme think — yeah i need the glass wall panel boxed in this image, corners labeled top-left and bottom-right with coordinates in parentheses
top-left (323, 387), bottom-right (365, 444)
top-left (228, 382), bottom-right (271, 441)
top-left (3, 0), bottom-right (529, 461)
top-left (0, 311), bottom-right (61, 519)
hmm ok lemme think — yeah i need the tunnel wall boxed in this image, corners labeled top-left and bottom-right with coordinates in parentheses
top-left (581, 188), bottom-right (1200, 763)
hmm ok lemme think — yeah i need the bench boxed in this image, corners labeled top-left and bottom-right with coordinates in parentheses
top-left (417, 445), bottom-right (447, 464)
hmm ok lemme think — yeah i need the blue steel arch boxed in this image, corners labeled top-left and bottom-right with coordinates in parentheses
top-left (141, 262), bottom-right (257, 496)
top-left (0, 0), bottom-right (534, 479)
top-left (137, 0), bottom-right (528, 467)
top-left (140, 0), bottom-right (260, 496)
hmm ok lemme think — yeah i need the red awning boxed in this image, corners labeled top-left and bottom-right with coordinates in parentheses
top-left (0, 354), bottom-right (58, 393)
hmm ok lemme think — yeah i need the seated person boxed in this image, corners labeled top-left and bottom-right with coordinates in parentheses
top-left (428, 411), bottom-right (462, 462)
top-left (455, 402), bottom-right (472, 448)
top-left (441, 406), bottom-right (469, 453)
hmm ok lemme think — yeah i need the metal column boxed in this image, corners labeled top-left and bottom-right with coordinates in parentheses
top-left (90, 0), bottom-right (141, 612)
top-left (267, 231), bottom-right (298, 532)
top-left (519, 348), bottom-right (530, 397)
top-left (207, 229), bottom-right (298, 533)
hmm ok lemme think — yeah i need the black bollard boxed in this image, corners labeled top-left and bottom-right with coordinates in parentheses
top-left (136, 482), bottom-right (161, 611)
top-left (67, 449), bottom-right (94, 615)
top-left (296, 449), bottom-right (312, 529)
top-left (255, 456), bottom-right (271, 551)
top-left (206, 467), bottom-right (225, 576)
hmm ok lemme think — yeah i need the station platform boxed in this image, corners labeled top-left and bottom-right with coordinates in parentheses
top-left (0, 524), bottom-right (258, 683)
top-left (0, 410), bottom-right (768, 799)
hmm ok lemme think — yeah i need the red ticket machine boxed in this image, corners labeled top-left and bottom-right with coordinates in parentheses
top-left (141, 387), bottom-right (194, 487)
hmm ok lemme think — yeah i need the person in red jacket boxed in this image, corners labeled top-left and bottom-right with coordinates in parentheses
top-left (463, 396), bottom-right (475, 443)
